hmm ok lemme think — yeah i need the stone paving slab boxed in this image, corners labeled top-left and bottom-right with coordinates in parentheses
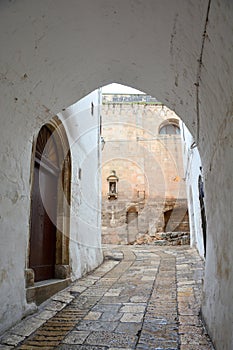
top-left (85, 331), bottom-right (137, 347)
top-left (0, 245), bottom-right (215, 349)
top-left (62, 330), bottom-right (91, 344)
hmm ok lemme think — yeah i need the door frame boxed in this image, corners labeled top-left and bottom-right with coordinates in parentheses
top-left (26, 116), bottom-right (71, 288)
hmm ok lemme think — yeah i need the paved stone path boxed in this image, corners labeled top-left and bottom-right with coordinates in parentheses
top-left (0, 245), bottom-right (214, 350)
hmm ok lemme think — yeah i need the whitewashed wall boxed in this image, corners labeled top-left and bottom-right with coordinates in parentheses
top-left (58, 90), bottom-right (103, 280)
top-left (181, 123), bottom-right (205, 258)
top-left (0, 86), bottom-right (102, 334)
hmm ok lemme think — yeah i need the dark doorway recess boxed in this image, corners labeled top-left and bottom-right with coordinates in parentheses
top-left (198, 175), bottom-right (207, 257)
top-left (29, 125), bottom-right (59, 282)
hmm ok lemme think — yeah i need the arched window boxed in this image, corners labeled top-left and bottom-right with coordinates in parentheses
top-left (159, 119), bottom-right (180, 135)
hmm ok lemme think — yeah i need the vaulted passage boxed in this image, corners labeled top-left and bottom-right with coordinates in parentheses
top-left (0, 1), bottom-right (233, 349)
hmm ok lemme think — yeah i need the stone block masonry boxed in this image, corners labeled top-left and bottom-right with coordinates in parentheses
top-left (134, 231), bottom-right (190, 246)
top-left (101, 101), bottom-right (189, 245)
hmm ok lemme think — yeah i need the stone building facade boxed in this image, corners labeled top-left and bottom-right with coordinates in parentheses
top-left (101, 95), bottom-right (189, 245)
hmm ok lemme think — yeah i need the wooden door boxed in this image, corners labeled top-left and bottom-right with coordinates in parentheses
top-left (29, 126), bottom-right (59, 282)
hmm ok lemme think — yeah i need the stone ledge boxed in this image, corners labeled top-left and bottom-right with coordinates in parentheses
top-left (26, 278), bottom-right (71, 305)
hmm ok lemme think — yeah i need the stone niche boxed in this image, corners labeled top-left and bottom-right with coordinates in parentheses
top-left (107, 170), bottom-right (119, 199)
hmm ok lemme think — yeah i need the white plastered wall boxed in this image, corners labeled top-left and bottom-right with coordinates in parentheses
top-left (181, 123), bottom-right (205, 258)
top-left (58, 90), bottom-right (103, 280)
top-left (0, 1), bottom-right (233, 348)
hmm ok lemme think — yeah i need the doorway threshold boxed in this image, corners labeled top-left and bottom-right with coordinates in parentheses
top-left (26, 278), bottom-right (71, 305)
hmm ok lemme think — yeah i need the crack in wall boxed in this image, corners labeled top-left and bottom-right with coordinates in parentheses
top-left (192, 0), bottom-right (212, 148)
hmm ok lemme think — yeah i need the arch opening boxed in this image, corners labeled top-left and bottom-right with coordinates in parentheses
top-left (0, 3), bottom-right (232, 346)
top-left (100, 83), bottom-right (205, 251)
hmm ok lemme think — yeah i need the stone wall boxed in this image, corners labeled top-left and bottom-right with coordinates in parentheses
top-left (101, 101), bottom-right (189, 244)
top-left (134, 231), bottom-right (190, 246)
top-left (102, 197), bottom-right (189, 245)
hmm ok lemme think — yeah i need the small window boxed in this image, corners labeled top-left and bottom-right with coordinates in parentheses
top-left (159, 123), bottom-right (180, 135)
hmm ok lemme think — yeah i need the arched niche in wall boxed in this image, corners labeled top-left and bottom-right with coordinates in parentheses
top-left (163, 207), bottom-right (189, 233)
top-left (126, 206), bottom-right (138, 244)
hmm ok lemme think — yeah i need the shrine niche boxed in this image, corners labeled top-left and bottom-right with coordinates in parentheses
top-left (107, 170), bottom-right (119, 199)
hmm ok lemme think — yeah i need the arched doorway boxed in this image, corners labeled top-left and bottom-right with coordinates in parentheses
top-left (29, 124), bottom-right (59, 281)
top-left (163, 207), bottom-right (189, 233)
top-left (198, 174), bottom-right (207, 258)
top-left (127, 206), bottom-right (138, 244)
top-left (28, 117), bottom-right (71, 286)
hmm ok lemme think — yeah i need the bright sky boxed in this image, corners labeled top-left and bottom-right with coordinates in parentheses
top-left (101, 83), bottom-right (144, 94)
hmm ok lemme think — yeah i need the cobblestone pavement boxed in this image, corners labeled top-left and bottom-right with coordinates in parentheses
top-left (0, 245), bottom-right (215, 350)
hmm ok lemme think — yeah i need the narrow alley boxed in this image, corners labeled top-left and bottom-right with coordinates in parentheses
top-left (0, 245), bottom-right (214, 350)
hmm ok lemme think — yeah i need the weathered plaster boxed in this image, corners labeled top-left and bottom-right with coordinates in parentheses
top-left (0, 1), bottom-right (233, 348)
top-left (181, 123), bottom-right (205, 257)
top-left (58, 90), bottom-right (103, 280)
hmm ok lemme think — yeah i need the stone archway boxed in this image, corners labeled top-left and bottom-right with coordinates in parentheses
top-left (0, 2), bottom-right (233, 347)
